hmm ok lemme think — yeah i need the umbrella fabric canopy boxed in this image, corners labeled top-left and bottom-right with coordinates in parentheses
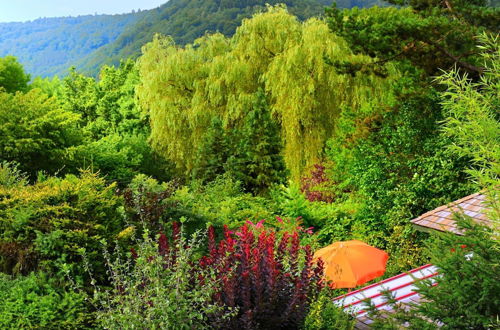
top-left (313, 240), bottom-right (389, 288)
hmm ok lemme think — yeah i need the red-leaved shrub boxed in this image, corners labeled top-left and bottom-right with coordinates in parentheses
top-left (127, 222), bottom-right (325, 329)
top-left (199, 224), bottom-right (324, 329)
top-left (300, 163), bottom-right (336, 203)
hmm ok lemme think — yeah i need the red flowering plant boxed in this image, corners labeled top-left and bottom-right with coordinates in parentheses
top-left (200, 223), bottom-right (325, 329)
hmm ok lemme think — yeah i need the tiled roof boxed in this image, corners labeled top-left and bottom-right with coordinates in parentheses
top-left (333, 264), bottom-right (439, 329)
top-left (411, 192), bottom-right (491, 234)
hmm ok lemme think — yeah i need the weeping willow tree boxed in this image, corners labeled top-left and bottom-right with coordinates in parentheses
top-left (138, 5), bottom-right (397, 181)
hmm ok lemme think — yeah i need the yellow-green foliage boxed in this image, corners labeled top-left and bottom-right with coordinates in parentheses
top-left (0, 170), bottom-right (123, 276)
top-left (0, 272), bottom-right (90, 329)
top-left (0, 88), bottom-right (81, 177)
top-left (172, 174), bottom-right (277, 230)
top-left (138, 6), bottom-right (396, 180)
top-left (304, 292), bottom-right (355, 330)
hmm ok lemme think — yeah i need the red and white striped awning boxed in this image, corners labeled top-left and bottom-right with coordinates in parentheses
top-left (333, 264), bottom-right (439, 329)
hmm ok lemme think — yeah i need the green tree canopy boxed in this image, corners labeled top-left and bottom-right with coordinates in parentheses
top-left (138, 6), bottom-right (396, 181)
top-left (58, 62), bottom-right (171, 184)
top-left (327, 1), bottom-right (499, 77)
top-left (0, 89), bottom-right (81, 177)
top-left (0, 56), bottom-right (30, 93)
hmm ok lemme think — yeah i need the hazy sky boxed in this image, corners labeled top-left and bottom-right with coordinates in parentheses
top-left (0, 0), bottom-right (167, 23)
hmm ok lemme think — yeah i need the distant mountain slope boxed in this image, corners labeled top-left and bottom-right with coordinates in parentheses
top-left (0, 13), bottom-right (148, 77)
top-left (77, 0), bottom-right (388, 75)
top-left (0, 0), bottom-right (386, 77)
top-left (75, 0), bottom-right (339, 75)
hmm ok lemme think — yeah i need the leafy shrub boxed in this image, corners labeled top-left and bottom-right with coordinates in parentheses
top-left (272, 184), bottom-right (311, 223)
top-left (272, 183), bottom-right (359, 241)
top-left (304, 290), bottom-right (355, 330)
top-left (0, 161), bottom-right (27, 188)
top-left (0, 171), bottom-right (123, 280)
top-left (122, 174), bottom-right (180, 233)
top-left (72, 134), bottom-right (145, 185)
top-left (171, 174), bottom-right (277, 231)
top-left (120, 174), bottom-right (278, 239)
top-left (96, 221), bottom-right (325, 329)
top-left (201, 224), bottom-right (325, 329)
top-left (93, 225), bottom-right (229, 329)
top-left (0, 272), bottom-right (89, 329)
top-left (313, 199), bottom-right (362, 244)
top-left (72, 134), bottom-right (172, 186)
top-left (300, 163), bottom-right (337, 203)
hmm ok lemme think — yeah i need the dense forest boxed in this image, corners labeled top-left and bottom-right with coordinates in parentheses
top-left (0, 0), bottom-right (499, 329)
top-left (0, 0), bottom-right (388, 77)
top-left (0, 13), bottom-right (146, 77)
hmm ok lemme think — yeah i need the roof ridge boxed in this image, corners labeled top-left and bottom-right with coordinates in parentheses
top-left (411, 191), bottom-right (493, 234)
top-left (411, 191), bottom-right (483, 224)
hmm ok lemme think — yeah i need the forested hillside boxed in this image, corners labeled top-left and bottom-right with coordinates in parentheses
top-left (0, 0), bottom-right (387, 77)
top-left (77, 0), bottom-right (389, 75)
top-left (0, 13), bottom-right (146, 77)
top-left (76, 0), bottom-right (333, 74)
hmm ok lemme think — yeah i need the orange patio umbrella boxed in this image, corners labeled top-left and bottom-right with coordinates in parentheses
top-left (313, 240), bottom-right (389, 288)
